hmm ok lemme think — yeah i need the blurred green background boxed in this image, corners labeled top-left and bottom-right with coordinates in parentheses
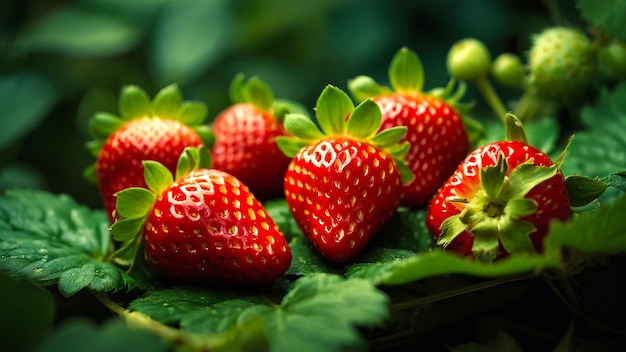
top-left (0, 0), bottom-right (580, 210)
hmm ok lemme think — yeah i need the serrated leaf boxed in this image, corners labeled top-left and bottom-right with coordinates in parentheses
top-left (152, 84), bottom-right (182, 119)
top-left (547, 193), bottom-right (626, 254)
top-left (0, 190), bottom-right (133, 296)
top-left (119, 85), bottom-right (151, 121)
top-left (150, 0), bottom-right (233, 84)
top-left (176, 101), bottom-right (208, 126)
top-left (389, 47), bottom-right (424, 93)
top-left (603, 171), bottom-right (626, 192)
top-left (315, 85), bottom-right (353, 136)
top-left (114, 188), bottom-right (156, 220)
top-left (346, 98), bottom-right (382, 140)
top-left (577, 0), bottom-right (626, 42)
top-left (560, 84), bottom-right (626, 203)
top-left (129, 274), bottom-right (389, 352)
top-left (346, 249), bottom-right (560, 286)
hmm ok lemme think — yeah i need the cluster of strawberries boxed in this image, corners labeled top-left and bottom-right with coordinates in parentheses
top-left (87, 48), bottom-right (571, 285)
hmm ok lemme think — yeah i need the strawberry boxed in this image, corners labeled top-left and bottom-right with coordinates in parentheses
top-left (110, 146), bottom-right (292, 284)
top-left (426, 116), bottom-right (571, 261)
top-left (527, 26), bottom-right (597, 101)
top-left (85, 85), bottom-right (213, 222)
top-left (277, 85), bottom-right (413, 262)
top-left (211, 74), bottom-right (295, 200)
top-left (348, 47), bottom-right (470, 208)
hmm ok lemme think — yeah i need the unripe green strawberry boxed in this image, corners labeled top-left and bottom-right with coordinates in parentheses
top-left (447, 38), bottom-right (492, 81)
top-left (491, 53), bottom-right (525, 88)
top-left (527, 26), bottom-right (597, 101)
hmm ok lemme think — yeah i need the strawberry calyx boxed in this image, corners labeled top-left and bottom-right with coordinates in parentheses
top-left (348, 46), bottom-right (471, 114)
top-left (84, 85), bottom-right (214, 181)
top-left (276, 85), bottom-right (414, 184)
top-left (108, 146), bottom-right (212, 267)
top-left (438, 153), bottom-right (558, 262)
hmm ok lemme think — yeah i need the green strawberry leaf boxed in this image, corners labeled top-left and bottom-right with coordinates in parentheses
top-left (0, 189), bottom-right (134, 297)
top-left (144, 161), bottom-right (173, 195)
top-left (316, 85), bottom-right (353, 136)
top-left (115, 188), bottom-right (156, 220)
top-left (347, 75), bottom-right (391, 102)
top-left (370, 126), bottom-right (407, 148)
top-left (346, 98), bottom-right (382, 140)
top-left (276, 136), bottom-right (310, 159)
top-left (88, 112), bottom-right (125, 141)
top-left (286, 236), bottom-right (337, 277)
top-left (119, 85), bottom-right (152, 121)
top-left (577, 0), bottom-right (626, 42)
top-left (176, 101), bottom-right (208, 126)
top-left (389, 46), bottom-right (424, 93)
top-left (283, 113), bottom-right (325, 141)
top-left (546, 193), bottom-right (626, 255)
top-left (152, 84), bottom-right (183, 119)
top-left (347, 250), bottom-right (559, 286)
top-left (564, 175), bottom-right (608, 207)
top-left (560, 83), bottom-right (626, 203)
top-left (130, 273), bottom-right (389, 352)
top-left (244, 76), bottom-right (274, 111)
top-left (603, 171), bottom-right (626, 192)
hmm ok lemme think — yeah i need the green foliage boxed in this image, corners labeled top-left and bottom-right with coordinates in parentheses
top-left (0, 190), bottom-right (133, 296)
top-left (577, 0), bottom-right (626, 42)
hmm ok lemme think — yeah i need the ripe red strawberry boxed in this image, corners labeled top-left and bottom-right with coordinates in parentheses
top-left (85, 85), bottom-right (213, 222)
top-left (277, 85), bottom-right (414, 262)
top-left (426, 135), bottom-right (571, 262)
top-left (211, 74), bottom-right (294, 200)
top-left (349, 47), bottom-right (470, 208)
top-left (110, 146), bottom-right (292, 284)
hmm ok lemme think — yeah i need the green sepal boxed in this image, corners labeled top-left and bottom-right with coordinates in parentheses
top-left (83, 164), bottom-right (97, 183)
top-left (394, 157), bottom-right (415, 184)
top-left (389, 47), bottom-right (424, 93)
top-left (244, 77), bottom-right (274, 111)
top-left (143, 161), bottom-right (174, 194)
top-left (385, 140), bottom-right (410, 160)
top-left (229, 73), bottom-right (247, 104)
top-left (110, 238), bottom-right (142, 267)
top-left (273, 98), bottom-right (311, 123)
top-left (152, 84), bottom-right (183, 119)
top-left (470, 221), bottom-right (501, 262)
top-left (228, 73), bottom-right (275, 111)
top-left (346, 98), bottom-right (382, 140)
top-left (115, 187), bottom-right (157, 220)
top-left (564, 175), bottom-right (608, 207)
top-left (347, 75), bottom-right (391, 102)
top-left (504, 198), bottom-right (538, 219)
top-left (505, 162), bottom-right (557, 200)
top-left (276, 136), bottom-right (310, 158)
top-left (175, 145), bottom-right (212, 180)
top-left (480, 154), bottom-right (508, 199)
top-left (505, 113), bottom-right (528, 143)
top-left (119, 85), bottom-right (151, 121)
top-left (497, 219), bottom-right (536, 255)
top-left (110, 217), bottom-right (147, 242)
top-left (316, 85), bottom-right (353, 135)
top-left (283, 113), bottom-right (325, 141)
top-left (193, 125), bottom-right (216, 148)
top-left (438, 215), bottom-right (467, 247)
top-left (85, 141), bottom-right (103, 157)
top-left (89, 112), bottom-right (125, 141)
top-left (370, 126), bottom-right (407, 148)
top-left (176, 101), bottom-right (208, 126)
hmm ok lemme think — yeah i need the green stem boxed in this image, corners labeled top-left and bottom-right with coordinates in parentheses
top-left (90, 291), bottom-right (235, 350)
top-left (473, 75), bottom-right (508, 123)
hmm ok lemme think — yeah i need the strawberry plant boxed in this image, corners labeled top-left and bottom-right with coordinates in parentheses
top-left (2, 1), bottom-right (626, 352)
